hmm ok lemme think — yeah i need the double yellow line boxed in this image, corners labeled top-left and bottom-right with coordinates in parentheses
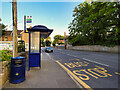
top-left (56, 61), bottom-right (92, 90)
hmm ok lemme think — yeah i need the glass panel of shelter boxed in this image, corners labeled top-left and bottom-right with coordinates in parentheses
top-left (30, 32), bottom-right (40, 53)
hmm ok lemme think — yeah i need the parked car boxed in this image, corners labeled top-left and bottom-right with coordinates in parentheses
top-left (45, 47), bottom-right (53, 53)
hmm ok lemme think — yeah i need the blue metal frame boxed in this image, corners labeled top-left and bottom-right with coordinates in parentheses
top-left (39, 32), bottom-right (41, 68)
top-left (28, 32), bottom-right (31, 71)
top-left (28, 32), bottom-right (41, 70)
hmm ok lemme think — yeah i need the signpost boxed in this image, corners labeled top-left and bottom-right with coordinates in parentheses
top-left (24, 16), bottom-right (32, 33)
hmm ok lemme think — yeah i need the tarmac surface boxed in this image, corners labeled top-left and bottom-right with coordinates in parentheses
top-left (2, 52), bottom-right (79, 88)
top-left (48, 48), bottom-right (120, 89)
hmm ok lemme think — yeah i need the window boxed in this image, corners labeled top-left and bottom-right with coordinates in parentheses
top-left (31, 32), bottom-right (40, 53)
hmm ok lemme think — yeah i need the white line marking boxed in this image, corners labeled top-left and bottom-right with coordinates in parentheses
top-left (56, 51), bottom-right (109, 67)
top-left (72, 55), bottom-right (78, 57)
top-left (59, 51), bottom-right (109, 67)
top-left (83, 58), bottom-right (109, 67)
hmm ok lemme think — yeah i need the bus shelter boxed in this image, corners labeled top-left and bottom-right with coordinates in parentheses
top-left (27, 25), bottom-right (53, 70)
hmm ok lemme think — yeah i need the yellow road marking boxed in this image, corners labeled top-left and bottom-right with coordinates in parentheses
top-left (115, 72), bottom-right (120, 75)
top-left (56, 61), bottom-right (92, 90)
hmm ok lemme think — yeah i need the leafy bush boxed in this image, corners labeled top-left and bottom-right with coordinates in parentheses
top-left (0, 50), bottom-right (13, 61)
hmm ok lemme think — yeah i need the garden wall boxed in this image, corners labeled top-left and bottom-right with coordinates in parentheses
top-left (56, 45), bottom-right (119, 53)
top-left (0, 62), bottom-right (10, 87)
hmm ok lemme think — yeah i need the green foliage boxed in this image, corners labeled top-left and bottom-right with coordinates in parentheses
top-left (52, 40), bottom-right (56, 46)
top-left (41, 38), bottom-right (45, 47)
top-left (46, 36), bottom-right (51, 41)
top-left (41, 37), bottom-right (51, 47)
top-left (0, 18), bottom-right (7, 35)
top-left (45, 40), bottom-right (51, 46)
top-left (53, 35), bottom-right (64, 45)
top-left (68, 2), bottom-right (120, 47)
top-left (0, 50), bottom-right (13, 61)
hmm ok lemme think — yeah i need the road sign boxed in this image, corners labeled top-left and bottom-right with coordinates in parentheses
top-left (24, 16), bottom-right (32, 33)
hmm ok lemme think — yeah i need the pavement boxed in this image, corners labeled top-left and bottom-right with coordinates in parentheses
top-left (2, 51), bottom-right (80, 89)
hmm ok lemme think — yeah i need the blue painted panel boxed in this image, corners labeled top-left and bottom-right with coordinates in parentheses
top-left (29, 53), bottom-right (41, 67)
top-left (27, 21), bottom-right (32, 23)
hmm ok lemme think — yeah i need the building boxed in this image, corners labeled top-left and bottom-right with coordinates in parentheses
top-left (2, 30), bottom-right (23, 43)
top-left (21, 31), bottom-right (29, 51)
top-left (58, 40), bottom-right (64, 44)
top-left (1, 30), bottom-right (30, 51)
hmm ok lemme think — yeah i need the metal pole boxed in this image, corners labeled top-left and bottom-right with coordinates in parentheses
top-left (12, 0), bottom-right (18, 57)
top-left (64, 32), bottom-right (66, 49)
top-left (24, 15), bottom-right (26, 33)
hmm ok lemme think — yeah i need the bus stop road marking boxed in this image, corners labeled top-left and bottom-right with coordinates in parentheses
top-left (56, 61), bottom-right (92, 90)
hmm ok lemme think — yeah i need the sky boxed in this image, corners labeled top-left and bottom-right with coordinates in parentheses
top-left (1, 0), bottom-right (84, 41)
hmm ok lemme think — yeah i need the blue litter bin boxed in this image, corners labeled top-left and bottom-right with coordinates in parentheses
top-left (10, 56), bottom-right (25, 84)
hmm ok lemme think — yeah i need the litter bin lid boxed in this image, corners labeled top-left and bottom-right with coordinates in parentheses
top-left (11, 56), bottom-right (25, 60)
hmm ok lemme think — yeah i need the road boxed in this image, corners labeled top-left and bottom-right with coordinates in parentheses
top-left (43, 47), bottom-right (120, 89)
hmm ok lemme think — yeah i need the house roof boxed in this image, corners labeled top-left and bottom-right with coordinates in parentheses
top-left (3, 30), bottom-right (23, 36)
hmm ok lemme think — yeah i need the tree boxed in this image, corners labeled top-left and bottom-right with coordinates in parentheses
top-left (41, 38), bottom-right (45, 47)
top-left (45, 36), bottom-right (51, 46)
top-left (46, 36), bottom-right (51, 41)
top-left (45, 40), bottom-right (51, 46)
top-left (53, 35), bottom-right (64, 45)
top-left (68, 1), bottom-right (120, 46)
top-left (52, 40), bottom-right (56, 46)
top-left (41, 37), bottom-right (52, 47)
top-left (0, 18), bottom-right (7, 35)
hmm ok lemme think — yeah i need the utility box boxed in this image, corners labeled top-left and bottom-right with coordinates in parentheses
top-left (10, 57), bottom-right (25, 84)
